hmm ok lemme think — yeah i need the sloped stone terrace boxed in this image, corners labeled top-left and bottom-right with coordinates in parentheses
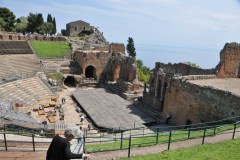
top-left (0, 41), bottom-right (33, 54)
top-left (0, 77), bottom-right (53, 109)
top-left (0, 54), bottom-right (41, 83)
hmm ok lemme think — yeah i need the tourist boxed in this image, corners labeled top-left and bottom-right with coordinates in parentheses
top-left (80, 114), bottom-right (85, 123)
top-left (46, 127), bottom-right (90, 160)
top-left (62, 97), bottom-right (66, 104)
top-left (88, 123), bottom-right (92, 131)
top-left (76, 126), bottom-right (83, 143)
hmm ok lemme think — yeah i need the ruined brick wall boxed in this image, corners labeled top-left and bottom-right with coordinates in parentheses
top-left (216, 42), bottom-right (240, 78)
top-left (109, 43), bottom-right (125, 55)
top-left (162, 78), bottom-right (240, 125)
top-left (154, 62), bottom-right (215, 77)
top-left (0, 33), bottom-right (67, 41)
top-left (73, 50), bottom-right (112, 79)
top-left (104, 56), bottom-right (138, 83)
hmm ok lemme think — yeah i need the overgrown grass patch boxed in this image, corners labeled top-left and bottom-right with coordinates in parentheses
top-left (120, 138), bottom-right (240, 160)
top-left (30, 41), bottom-right (71, 58)
top-left (46, 72), bottom-right (64, 81)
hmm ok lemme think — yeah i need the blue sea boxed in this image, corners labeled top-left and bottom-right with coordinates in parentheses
top-left (135, 44), bottom-right (220, 70)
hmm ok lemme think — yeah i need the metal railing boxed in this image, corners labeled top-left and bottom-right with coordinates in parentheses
top-left (0, 116), bottom-right (240, 154)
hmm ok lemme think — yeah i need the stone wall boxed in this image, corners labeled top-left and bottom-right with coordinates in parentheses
top-left (216, 42), bottom-right (240, 78)
top-left (73, 43), bottom-right (139, 92)
top-left (109, 43), bottom-right (125, 55)
top-left (104, 56), bottom-right (139, 88)
top-left (73, 50), bottom-right (112, 80)
top-left (162, 77), bottom-right (240, 125)
top-left (0, 33), bottom-right (67, 41)
top-left (154, 62), bottom-right (215, 77)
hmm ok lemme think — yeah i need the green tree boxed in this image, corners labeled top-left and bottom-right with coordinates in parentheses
top-left (47, 14), bottom-right (52, 23)
top-left (27, 13), bottom-right (43, 33)
top-left (136, 59), bottom-right (150, 83)
top-left (0, 7), bottom-right (16, 31)
top-left (127, 37), bottom-right (136, 58)
top-left (184, 61), bottom-right (201, 69)
top-left (39, 22), bottom-right (53, 35)
top-left (136, 59), bottom-right (143, 68)
top-left (16, 16), bottom-right (27, 34)
top-left (0, 17), bottom-right (6, 31)
top-left (52, 17), bottom-right (56, 35)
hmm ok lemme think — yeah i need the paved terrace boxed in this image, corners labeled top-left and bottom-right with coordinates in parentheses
top-left (72, 88), bottom-right (153, 130)
top-left (187, 78), bottom-right (240, 96)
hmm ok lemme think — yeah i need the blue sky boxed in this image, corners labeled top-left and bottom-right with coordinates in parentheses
top-left (1, 0), bottom-right (240, 69)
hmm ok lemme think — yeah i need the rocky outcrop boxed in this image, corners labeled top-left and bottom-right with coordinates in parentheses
top-left (69, 27), bottom-right (109, 51)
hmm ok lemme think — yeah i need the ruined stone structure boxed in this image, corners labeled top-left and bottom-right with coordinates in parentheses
top-left (72, 43), bottom-right (139, 92)
top-left (216, 43), bottom-right (240, 78)
top-left (142, 43), bottom-right (240, 126)
top-left (61, 20), bottom-right (92, 36)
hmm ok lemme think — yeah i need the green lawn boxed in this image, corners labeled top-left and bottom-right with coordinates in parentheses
top-left (120, 138), bottom-right (240, 160)
top-left (85, 124), bottom-right (238, 152)
top-left (30, 41), bottom-right (71, 58)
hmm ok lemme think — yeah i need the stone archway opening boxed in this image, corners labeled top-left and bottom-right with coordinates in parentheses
top-left (85, 65), bottom-right (96, 79)
top-left (64, 76), bottom-right (76, 87)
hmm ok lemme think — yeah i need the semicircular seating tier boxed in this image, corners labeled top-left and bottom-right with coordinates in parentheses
top-left (0, 41), bottom-right (41, 83)
top-left (0, 77), bottom-right (53, 109)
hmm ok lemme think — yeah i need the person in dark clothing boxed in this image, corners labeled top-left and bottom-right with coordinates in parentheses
top-left (46, 128), bottom-right (90, 160)
top-left (62, 97), bottom-right (66, 104)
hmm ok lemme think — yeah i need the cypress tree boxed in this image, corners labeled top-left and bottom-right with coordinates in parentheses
top-left (127, 37), bottom-right (136, 58)
top-left (52, 17), bottom-right (56, 35)
top-left (47, 14), bottom-right (52, 23)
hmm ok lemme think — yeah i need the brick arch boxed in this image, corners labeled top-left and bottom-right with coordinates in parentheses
top-left (85, 65), bottom-right (96, 79)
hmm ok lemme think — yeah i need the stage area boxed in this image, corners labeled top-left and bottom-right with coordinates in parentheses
top-left (72, 88), bottom-right (153, 130)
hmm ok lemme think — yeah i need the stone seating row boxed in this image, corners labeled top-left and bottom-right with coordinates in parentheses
top-left (0, 77), bottom-right (53, 108)
top-left (0, 54), bottom-right (41, 81)
top-left (0, 41), bottom-right (31, 48)
top-left (0, 41), bottom-right (33, 54)
top-left (0, 107), bottom-right (43, 129)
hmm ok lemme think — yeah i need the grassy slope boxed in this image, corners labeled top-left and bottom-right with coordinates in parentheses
top-left (86, 124), bottom-right (236, 151)
top-left (30, 41), bottom-right (71, 58)
top-left (120, 138), bottom-right (240, 160)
